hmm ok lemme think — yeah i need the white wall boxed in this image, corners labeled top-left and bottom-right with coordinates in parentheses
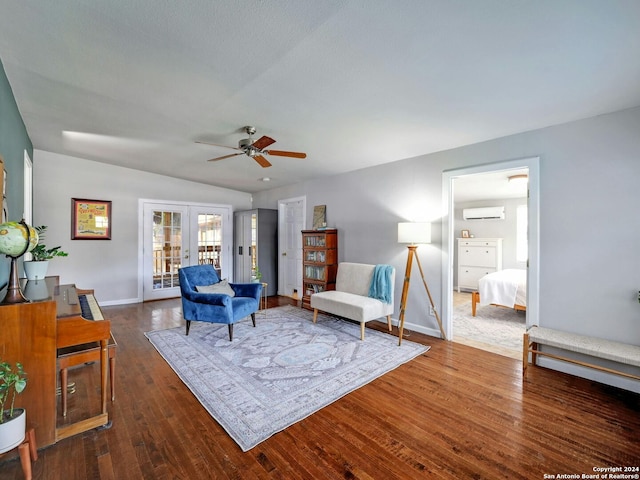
top-left (453, 197), bottom-right (527, 287)
top-left (32, 106), bottom-right (640, 390)
top-left (253, 106), bottom-right (640, 390)
top-left (33, 150), bottom-right (252, 304)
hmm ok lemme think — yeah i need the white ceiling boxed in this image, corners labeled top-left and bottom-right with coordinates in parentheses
top-left (1, 1), bottom-right (639, 194)
top-left (453, 168), bottom-right (529, 203)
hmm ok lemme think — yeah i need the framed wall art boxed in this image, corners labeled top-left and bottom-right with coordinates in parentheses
top-left (312, 205), bottom-right (326, 230)
top-left (71, 198), bottom-right (112, 240)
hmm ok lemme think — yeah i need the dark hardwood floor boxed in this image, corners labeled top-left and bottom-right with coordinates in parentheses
top-left (1, 296), bottom-right (639, 479)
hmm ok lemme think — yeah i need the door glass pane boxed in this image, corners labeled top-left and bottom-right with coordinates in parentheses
top-left (153, 211), bottom-right (182, 289)
top-left (197, 213), bottom-right (223, 278)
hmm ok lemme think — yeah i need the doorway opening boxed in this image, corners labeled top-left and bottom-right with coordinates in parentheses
top-left (452, 168), bottom-right (528, 358)
top-left (441, 157), bottom-right (540, 358)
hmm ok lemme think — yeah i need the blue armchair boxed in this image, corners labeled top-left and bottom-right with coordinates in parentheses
top-left (178, 264), bottom-right (262, 341)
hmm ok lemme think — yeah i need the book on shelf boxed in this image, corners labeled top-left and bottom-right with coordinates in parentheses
top-left (304, 265), bottom-right (326, 280)
top-left (304, 236), bottom-right (326, 247)
top-left (305, 284), bottom-right (326, 296)
top-left (305, 251), bottom-right (326, 262)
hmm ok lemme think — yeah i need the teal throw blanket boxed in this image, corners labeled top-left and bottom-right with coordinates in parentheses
top-left (368, 264), bottom-right (393, 304)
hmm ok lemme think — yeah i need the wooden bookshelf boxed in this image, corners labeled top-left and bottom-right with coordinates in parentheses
top-left (301, 229), bottom-right (338, 310)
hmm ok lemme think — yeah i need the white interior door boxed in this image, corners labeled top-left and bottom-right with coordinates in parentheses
top-left (233, 211), bottom-right (255, 283)
top-left (278, 197), bottom-right (305, 297)
top-left (142, 202), bottom-right (231, 301)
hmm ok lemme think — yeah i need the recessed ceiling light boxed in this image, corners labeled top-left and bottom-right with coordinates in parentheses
top-left (261, 177), bottom-right (271, 182)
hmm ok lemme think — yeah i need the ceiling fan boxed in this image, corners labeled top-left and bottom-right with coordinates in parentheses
top-left (197, 126), bottom-right (307, 168)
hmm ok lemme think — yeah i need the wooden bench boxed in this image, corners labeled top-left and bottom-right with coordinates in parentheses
top-left (523, 326), bottom-right (640, 381)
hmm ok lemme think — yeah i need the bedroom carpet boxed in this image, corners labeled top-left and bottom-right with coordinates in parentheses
top-left (453, 291), bottom-right (526, 359)
top-left (145, 305), bottom-right (429, 451)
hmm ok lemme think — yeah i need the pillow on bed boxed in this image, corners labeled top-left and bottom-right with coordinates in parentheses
top-left (195, 279), bottom-right (235, 297)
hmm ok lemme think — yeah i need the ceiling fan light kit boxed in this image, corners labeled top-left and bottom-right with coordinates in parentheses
top-left (198, 126), bottom-right (306, 168)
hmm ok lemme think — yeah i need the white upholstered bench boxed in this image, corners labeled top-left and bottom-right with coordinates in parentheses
top-left (523, 326), bottom-right (640, 381)
top-left (310, 262), bottom-right (395, 340)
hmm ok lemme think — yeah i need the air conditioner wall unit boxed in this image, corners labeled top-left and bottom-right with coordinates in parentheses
top-left (462, 206), bottom-right (505, 220)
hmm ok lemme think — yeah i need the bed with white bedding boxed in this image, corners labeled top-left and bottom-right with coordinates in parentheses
top-left (471, 269), bottom-right (527, 316)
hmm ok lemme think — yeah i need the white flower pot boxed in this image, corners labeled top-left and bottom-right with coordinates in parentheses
top-left (0, 408), bottom-right (26, 454)
top-left (23, 260), bottom-right (49, 281)
top-left (23, 278), bottom-right (51, 300)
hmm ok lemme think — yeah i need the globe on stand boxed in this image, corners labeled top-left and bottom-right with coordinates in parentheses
top-left (0, 220), bottom-right (39, 304)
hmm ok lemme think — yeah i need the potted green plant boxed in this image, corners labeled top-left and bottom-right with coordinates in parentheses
top-left (23, 225), bottom-right (68, 281)
top-left (252, 266), bottom-right (263, 283)
top-left (0, 359), bottom-right (27, 454)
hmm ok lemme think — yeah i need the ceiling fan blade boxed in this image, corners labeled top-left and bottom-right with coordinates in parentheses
top-left (252, 135), bottom-right (276, 150)
top-left (253, 155), bottom-right (272, 168)
top-left (207, 152), bottom-right (244, 162)
top-left (266, 150), bottom-right (307, 159)
top-left (196, 140), bottom-right (241, 151)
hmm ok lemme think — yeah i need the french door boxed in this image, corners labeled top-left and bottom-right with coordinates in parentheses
top-left (142, 202), bottom-right (231, 301)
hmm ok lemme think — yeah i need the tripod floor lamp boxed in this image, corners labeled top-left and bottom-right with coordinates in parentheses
top-left (397, 222), bottom-right (447, 346)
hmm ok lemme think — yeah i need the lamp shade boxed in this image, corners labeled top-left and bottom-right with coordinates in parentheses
top-left (397, 222), bottom-right (431, 244)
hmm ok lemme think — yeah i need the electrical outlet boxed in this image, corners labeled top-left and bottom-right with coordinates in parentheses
top-left (429, 305), bottom-right (435, 316)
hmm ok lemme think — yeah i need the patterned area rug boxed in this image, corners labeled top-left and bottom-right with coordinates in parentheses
top-left (453, 292), bottom-right (525, 358)
top-left (145, 305), bottom-right (429, 451)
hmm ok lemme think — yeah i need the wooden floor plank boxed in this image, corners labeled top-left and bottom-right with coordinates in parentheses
top-left (1, 295), bottom-right (638, 479)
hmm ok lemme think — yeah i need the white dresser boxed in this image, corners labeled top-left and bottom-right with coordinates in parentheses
top-left (457, 238), bottom-right (503, 292)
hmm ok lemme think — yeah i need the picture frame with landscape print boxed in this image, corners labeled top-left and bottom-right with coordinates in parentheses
top-left (71, 198), bottom-right (112, 240)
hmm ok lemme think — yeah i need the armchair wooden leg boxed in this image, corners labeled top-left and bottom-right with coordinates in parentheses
top-left (228, 324), bottom-right (233, 341)
top-left (386, 315), bottom-right (392, 332)
top-left (360, 322), bottom-right (365, 340)
top-left (313, 309), bottom-right (318, 323)
top-left (185, 320), bottom-right (191, 336)
top-left (251, 312), bottom-right (256, 327)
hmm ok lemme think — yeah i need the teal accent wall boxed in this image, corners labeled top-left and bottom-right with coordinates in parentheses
top-left (0, 57), bottom-right (32, 285)
top-left (0, 57), bottom-right (32, 222)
